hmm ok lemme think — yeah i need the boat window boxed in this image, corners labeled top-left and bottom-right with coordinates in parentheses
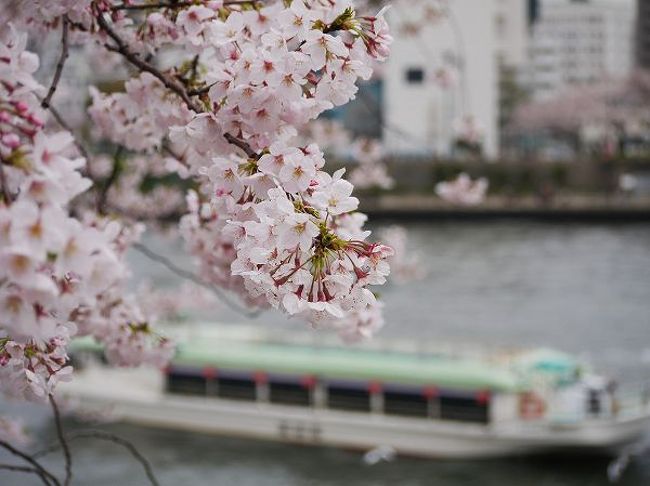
top-left (166, 369), bottom-right (207, 396)
top-left (269, 379), bottom-right (311, 406)
top-left (217, 375), bottom-right (256, 401)
top-left (439, 396), bottom-right (489, 424)
top-left (384, 390), bottom-right (428, 417)
top-left (327, 384), bottom-right (370, 412)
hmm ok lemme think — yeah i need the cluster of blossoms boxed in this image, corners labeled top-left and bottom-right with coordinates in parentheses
top-left (435, 172), bottom-right (488, 206)
top-left (88, 73), bottom-right (193, 153)
top-left (82, 1), bottom-right (395, 333)
top-left (1, 0), bottom-right (395, 399)
top-left (0, 29), bottom-right (171, 401)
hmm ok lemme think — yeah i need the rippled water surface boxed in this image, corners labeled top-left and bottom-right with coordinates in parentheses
top-left (3, 221), bottom-right (650, 485)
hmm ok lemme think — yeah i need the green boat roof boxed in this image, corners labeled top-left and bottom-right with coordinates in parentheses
top-left (73, 326), bottom-right (575, 393)
top-left (172, 339), bottom-right (524, 392)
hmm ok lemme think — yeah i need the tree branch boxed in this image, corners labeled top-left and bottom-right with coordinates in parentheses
top-left (33, 429), bottom-right (160, 486)
top-left (131, 241), bottom-right (262, 318)
top-left (95, 9), bottom-right (202, 112)
top-left (93, 5), bottom-right (260, 159)
top-left (224, 132), bottom-right (258, 159)
top-left (0, 160), bottom-right (12, 204)
top-left (49, 395), bottom-right (72, 486)
top-left (97, 146), bottom-right (124, 215)
top-left (0, 463), bottom-right (57, 485)
top-left (40, 102), bottom-right (91, 161)
top-left (0, 439), bottom-right (60, 486)
top-left (0, 463), bottom-right (56, 485)
top-left (41, 17), bottom-right (69, 110)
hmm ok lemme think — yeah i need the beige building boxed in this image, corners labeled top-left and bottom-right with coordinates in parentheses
top-left (382, 0), bottom-right (529, 159)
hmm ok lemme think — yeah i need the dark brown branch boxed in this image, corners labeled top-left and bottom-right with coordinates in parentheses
top-left (0, 439), bottom-right (60, 486)
top-left (41, 17), bottom-right (69, 110)
top-left (49, 395), bottom-right (72, 486)
top-left (95, 10), bottom-right (202, 113)
top-left (187, 84), bottom-right (213, 96)
top-left (41, 102), bottom-right (91, 161)
top-left (33, 429), bottom-right (160, 486)
top-left (132, 241), bottom-right (262, 318)
top-left (94, 5), bottom-right (260, 159)
top-left (73, 431), bottom-right (159, 486)
top-left (224, 132), bottom-right (258, 158)
top-left (0, 463), bottom-right (55, 485)
top-left (0, 160), bottom-right (12, 204)
top-left (97, 146), bottom-right (124, 215)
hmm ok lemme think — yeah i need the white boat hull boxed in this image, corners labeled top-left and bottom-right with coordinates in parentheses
top-left (62, 368), bottom-right (650, 459)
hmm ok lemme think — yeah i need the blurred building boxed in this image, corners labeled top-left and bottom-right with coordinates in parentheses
top-left (637, 0), bottom-right (650, 68)
top-left (381, 0), bottom-right (529, 159)
top-left (523, 0), bottom-right (636, 100)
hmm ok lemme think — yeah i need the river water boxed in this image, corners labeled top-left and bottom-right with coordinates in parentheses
top-left (2, 221), bottom-right (650, 485)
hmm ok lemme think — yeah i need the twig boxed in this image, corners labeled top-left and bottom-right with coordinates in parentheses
top-left (41, 17), bottom-right (69, 110)
top-left (0, 160), bottom-right (12, 204)
top-left (0, 463), bottom-right (55, 485)
top-left (0, 440), bottom-right (60, 486)
top-left (187, 84), bottom-right (214, 96)
top-left (97, 146), bottom-right (124, 214)
top-left (132, 241), bottom-right (261, 318)
top-left (75, 431), bottom-right (160, 486)
top-left (224, 132), bottom-right (258, 159)
top-left (95, 10), bottom-right (202, 112)
top-left (33, 429), bottom-right (160, 486)
top-left (49, 395), bottom-right (72, 486)
top-left (93, 5), bottom-right (260, 159)
top-left (41, 102), bottom-right (91, 161)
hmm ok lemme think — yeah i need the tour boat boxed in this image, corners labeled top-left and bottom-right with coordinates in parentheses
top-left (62, 324), bottom-right (650, 459)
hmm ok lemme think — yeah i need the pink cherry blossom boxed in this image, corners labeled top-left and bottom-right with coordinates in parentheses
top-left (435, 173), bottom-right (489, 206)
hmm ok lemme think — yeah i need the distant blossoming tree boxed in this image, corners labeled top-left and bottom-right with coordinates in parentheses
top-left (0, 1), bottom-right (395, 483)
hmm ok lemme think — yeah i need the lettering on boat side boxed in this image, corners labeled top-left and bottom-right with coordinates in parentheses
top-left (278, 419), bottom-right (322, 443)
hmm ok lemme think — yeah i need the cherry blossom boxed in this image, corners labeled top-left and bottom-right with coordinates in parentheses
top-left (1, 0), bottom-right (396, 403)
top-left (435, 173), bottom-right (489, 206)
top-left (0, 28), bottom-right (170, 401)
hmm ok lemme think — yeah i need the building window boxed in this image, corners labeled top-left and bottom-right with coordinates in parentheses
top-left (217, 374), bottom-right (256, 401)
top-left (327, 383), bottom-right (371, 412)
top-left (269, 378), bottom-right (311, 406)
top-left (405, 68), bottom-right (424, 84)
top-left (166, 368), bottom-right (207, 396)
top-left (384, 390), bottom-right (428, 418)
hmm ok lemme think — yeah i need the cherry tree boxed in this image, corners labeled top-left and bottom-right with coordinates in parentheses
top-left (0, 1), bottom-right (394, 484)
top-left (512, 71), bottom-right (650, 158)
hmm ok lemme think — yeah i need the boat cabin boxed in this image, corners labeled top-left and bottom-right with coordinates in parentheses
top-left (162, 337), bottom-right (523, 425)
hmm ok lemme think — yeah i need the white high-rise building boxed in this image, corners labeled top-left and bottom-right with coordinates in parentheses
top-left (382, 0), bottom-right (528, 159)
top-left (525, 0), bottom-right (636, 100)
